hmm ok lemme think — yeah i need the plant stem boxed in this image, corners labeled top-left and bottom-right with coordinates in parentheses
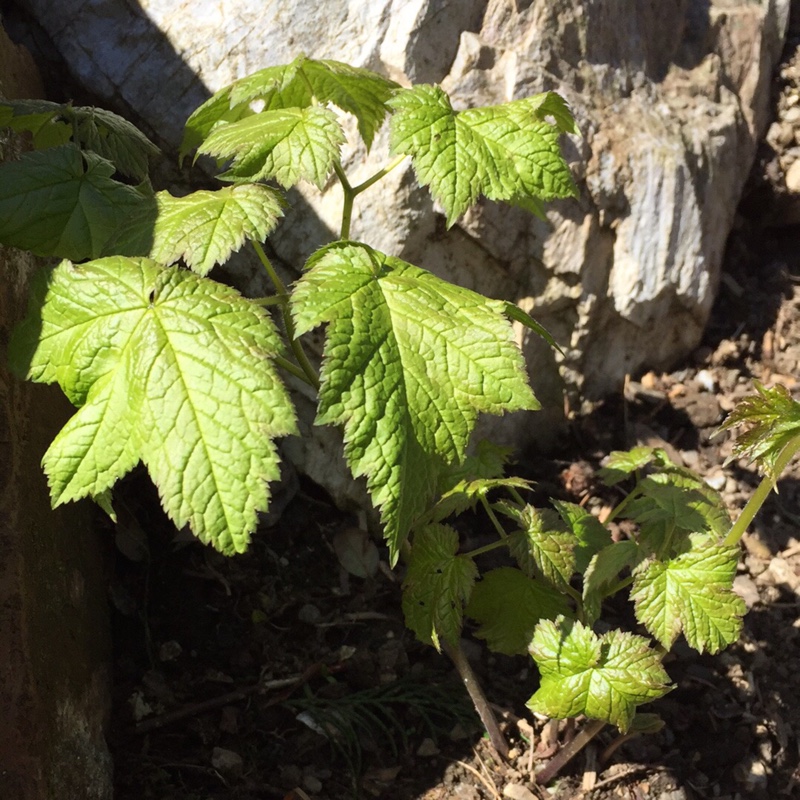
top-left (334, 155), bottom-right (408, 241)
top-left (251, 295), bottom-right (284, 307)
top-left (274, 355), bottom-right (314, 385)
top-left (442, 639), bottom-right (509, 759)
top-left (605, 485), bottom-right (642, 524)
top-left (534, 718), bottom-right (606, 785)
top-left (481, 497), bottom-right (508, 540)
top-left (463, 538), bottom-right (508, 560)
top-left (252, 241), bottom-right (320, 390)
top-left (724, 433), bottom-right (800, 545)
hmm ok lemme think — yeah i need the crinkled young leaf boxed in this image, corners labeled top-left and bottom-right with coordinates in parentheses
top-left (500, 503), bottom-right (575, 591)
top-left (0, 100), bottom-right (159, 180)
top-left (466, 567), bottom-right (570, 655)
top-left (718, 382), bottom-right (800, 481)
top-left (0, 145), bottom-right (152, 260)
top-left (10, 257), bottom-right (297, 554)
top-left (112, 185), bottom-right (284, 275)
top-left (597, 446), bottom-right (668, 486)
top-left (181, 55), bottom-right (399, 159)
top-left (552, 500), bottom-right (612, 573)
top-left (401, 524), bottom-right (477, 650)
top-left (291, 242), bottom-right (538, 560)
top-left (582, 540), bottom-right (642, 623)
top-left (631, 534), bottom-right (745, 653)
top-left (528, 617), bottom-right (672, 732)
top-left (387, 85), bottom-right (577, 226)
top-left (428, 475), bottom-right (532, 523)
top-left (199, 106), bottom-right (345, 188)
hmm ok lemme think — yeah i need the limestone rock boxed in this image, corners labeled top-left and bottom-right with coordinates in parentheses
top-left (10, 1), bottom-right (789, 490)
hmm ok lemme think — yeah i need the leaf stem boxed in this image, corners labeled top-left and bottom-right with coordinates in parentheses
top-left (252, 240), bottom-right (320, 390)
top-left (605, 485), bottom-right (643, 524)
top-left (463, 538), bottom-right (508, 560)
top-left (481, 496), bottom-right (508, 540)
top-left (335, 155), bottom-right (408, 241)
top-left (724, 432), bottom-right (800, 545)
top-left (442, 639), bottom-right (509, 759)
top-left (274, 354), bottom-right (315, 385)
top-left (352, 154), bottom-right (408, 194)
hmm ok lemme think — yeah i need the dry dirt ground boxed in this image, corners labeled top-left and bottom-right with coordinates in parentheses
top-left (110, 29), bottom-right (800, 800)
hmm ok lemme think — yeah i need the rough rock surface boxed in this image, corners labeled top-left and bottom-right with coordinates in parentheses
top-left (8, 1), bottom-right (790, 507)
top-left (0, 24), bottom-right (112, 800)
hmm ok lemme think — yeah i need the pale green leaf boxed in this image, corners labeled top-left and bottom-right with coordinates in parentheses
top-left (181, 55), bottom-right (398, 159)
top-left (401, 524), bottom-right (477, 650)
top-left (113, 185), bottom-right (284, 275)
top-left (387, 85), bottom-right (577, 226)
top-left (528, 617), bottom-right (672, 732)
top-left (500, 503), bottom-right (575, 590)
top-left (466, 567), bottom-right (570, 655)
top-left (0, 145), bottom-right (153, 260)
top-left (291, 242), bottom-right (538, 560)
top-left (11, 257), bottom-right (297, 554)
top-left (597, 446), bottom-right (668, 486)
top-left (199, 106), bottom-right (345, 188)
top-left (631, 534), bottom-right (745, 653)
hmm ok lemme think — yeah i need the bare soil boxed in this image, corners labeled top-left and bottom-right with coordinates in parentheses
top-left (110, 29), bottom-right (800, 800)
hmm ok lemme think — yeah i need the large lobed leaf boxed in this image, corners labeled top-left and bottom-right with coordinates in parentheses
top-left (387, 85), bottom-right (578, 226)
top-left (631, 534), bottom-right (745, 653)
top-left (291, 242), bottom-right (539, 560)
top-left (0, 145), bottom-right (152, 261)
top-left (528, 617), bottom-right (672, 732)
top-left (401, 524), bottom-right (477, 650)
top-left (182, 55), bottom-right (399, 160)
top-left (10, 257), bottom-right (297, 554)
top-left (466, 567), bottom-right (570, 656)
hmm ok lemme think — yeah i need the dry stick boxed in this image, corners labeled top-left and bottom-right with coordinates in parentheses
top-left (442, 639), bottom-right (509, 759)
top-left (534, 718), bottom-right (606, 786)
top-left (133, 664), bottom-right (323, 735)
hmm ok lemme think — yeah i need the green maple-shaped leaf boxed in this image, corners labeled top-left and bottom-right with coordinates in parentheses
top-left (528, 617), bottom-right (672, 732)
top-left (181, 55), bottom-right (399, 159)
top-left (631, 534), bottom-right (745, 653)
top-left (291, 242), bottom-right (538, 560)
top-left (500, 503), bottom-right (576, 591)
top-left (718, 382), bottom-right (800, 481)
top-left (466, 567), bottom-right (570, 655)
top-left (387, 85), bottom-right (577, 226)
top-left (198, 106), bottom-right (346, 188)
top-left (0, 145), bottom-right (153, 260)
top-left (112, 184), bottom-right (284, 275)
top-left (10, 257), bottom-right (297, 554)
top-left (0, 100), bottom-right (159, 180)
top-left (401, 524), bottom-right (477, 650)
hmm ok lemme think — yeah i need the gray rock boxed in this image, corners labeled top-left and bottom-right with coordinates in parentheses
top-left (12, 0), bottom-right (790, 499)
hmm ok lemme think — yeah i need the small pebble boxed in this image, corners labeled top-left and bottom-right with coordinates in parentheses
top-left (298, 603), bottom-right (321, 624)
top-left (211, 747), bottom-right (243, 776)
top-left (416, 738), bottom-right (440, 757)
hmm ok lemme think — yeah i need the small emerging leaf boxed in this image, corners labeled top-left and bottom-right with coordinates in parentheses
top-left (718, 382), bottom-right (800, 481)
top-left (528, 617), bottom-right (672, 732)
top-left (466, 567), bottom-right (570, 655)
top-left (402, 524), bottom-right (477, 650)
top-left (597, 446), bottom-right (668, 486)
